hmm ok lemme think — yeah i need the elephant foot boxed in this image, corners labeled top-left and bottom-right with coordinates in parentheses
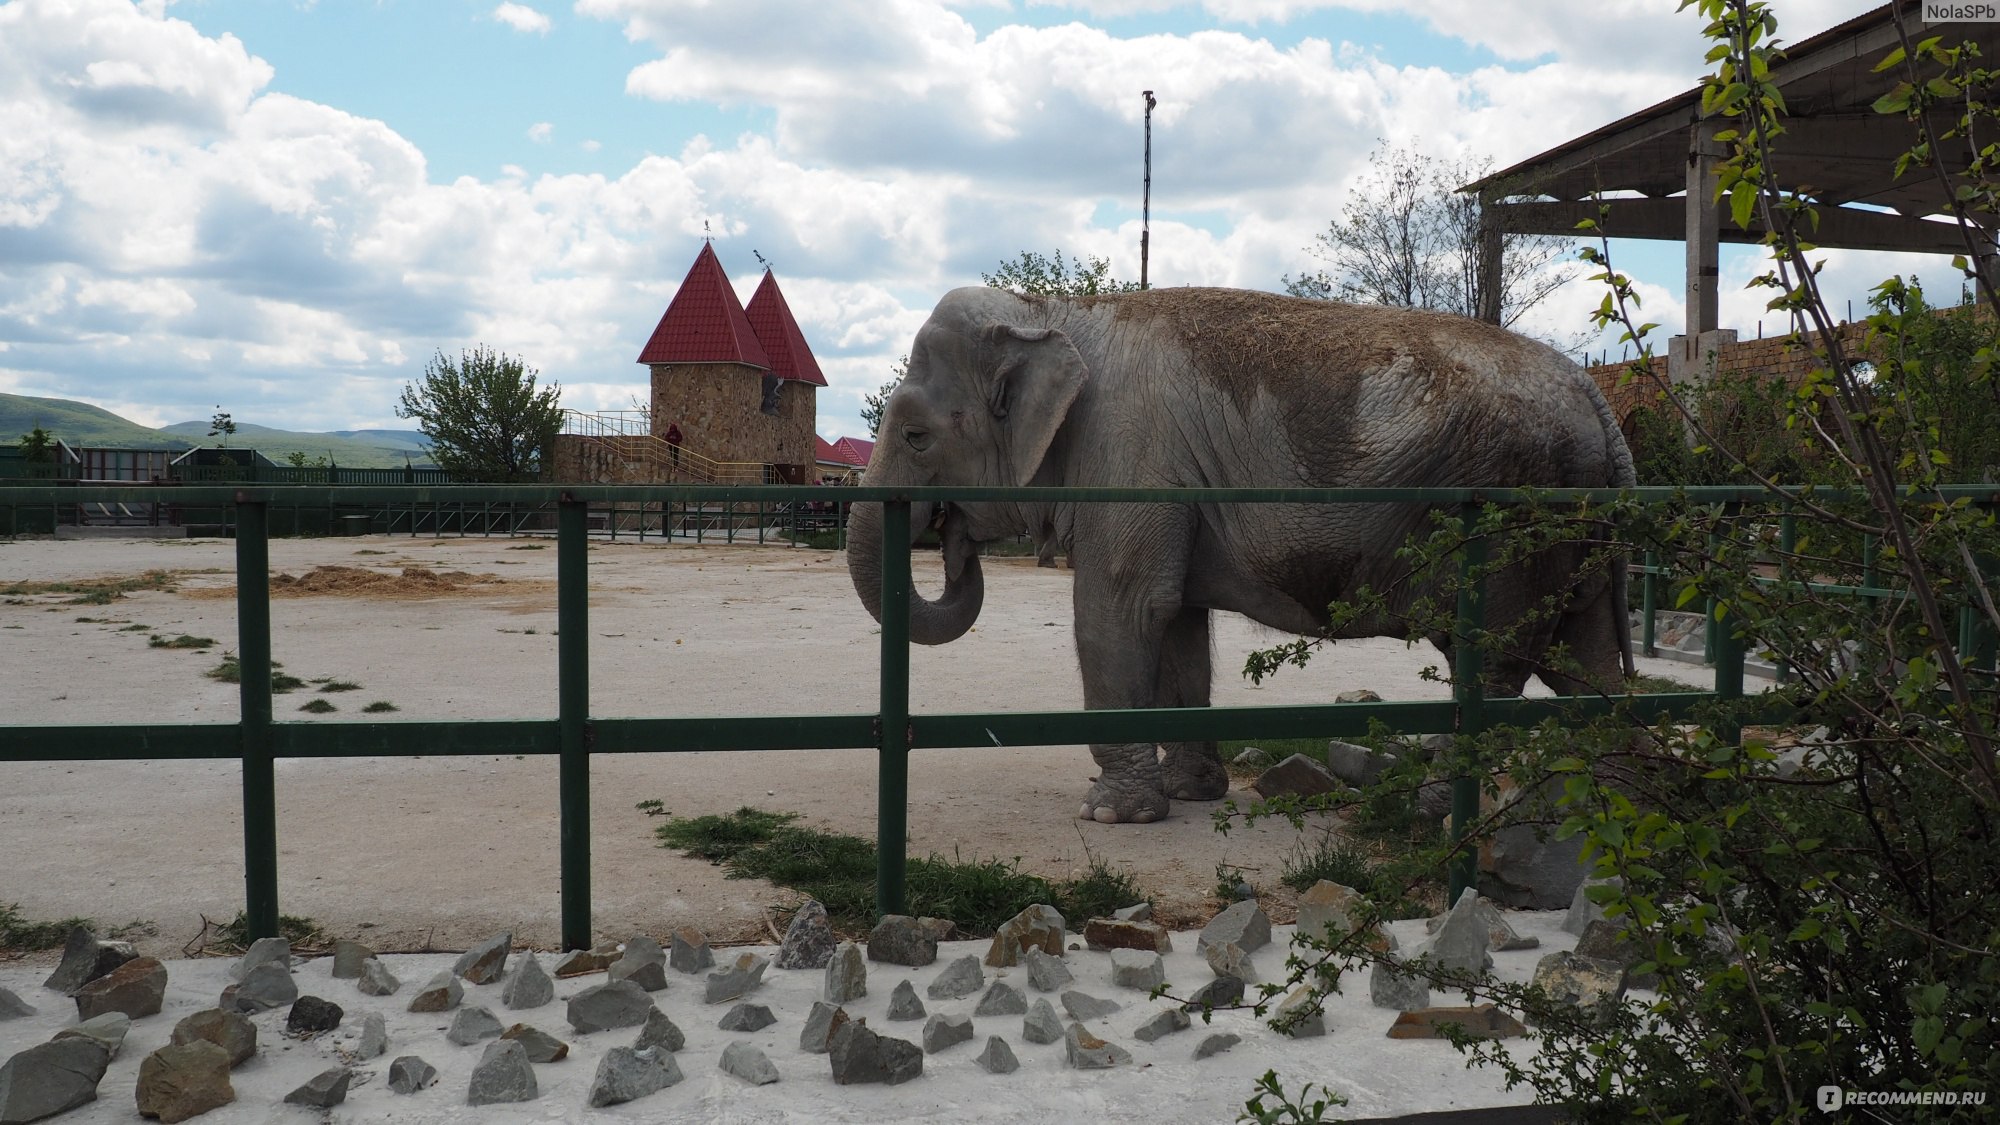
top-left (1162, 745), bottom-right (1229, 801)
top-left (1076, 779), bottom-right (1170, 824)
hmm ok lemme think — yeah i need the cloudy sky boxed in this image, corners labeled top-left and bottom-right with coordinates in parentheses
top-left (0, 0), bottom-right (1939, 442)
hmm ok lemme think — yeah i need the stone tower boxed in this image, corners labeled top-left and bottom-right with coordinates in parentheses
top-left (636, 244), bottom-right (823, 483)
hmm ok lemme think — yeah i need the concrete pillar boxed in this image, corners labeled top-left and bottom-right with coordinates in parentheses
top-left (1669, 123), bottom-right (1733, 388)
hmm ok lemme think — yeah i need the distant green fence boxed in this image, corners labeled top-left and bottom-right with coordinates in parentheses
top-left (5, 482), bottom-right (1955, 950)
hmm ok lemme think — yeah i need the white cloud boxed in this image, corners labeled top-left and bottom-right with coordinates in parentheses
top-left (579, 138), bottom-right (602, 152)
top-left (491, 3), bottom-right (552, 35)
top-left (528, 121), bottom-right (554, 143)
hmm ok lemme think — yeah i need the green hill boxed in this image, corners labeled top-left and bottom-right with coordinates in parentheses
top-left (3, 394), bottom-right (432, 469)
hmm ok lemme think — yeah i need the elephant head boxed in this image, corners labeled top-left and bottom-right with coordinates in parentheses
top-left (848, 288), bottom-right (1088, 644)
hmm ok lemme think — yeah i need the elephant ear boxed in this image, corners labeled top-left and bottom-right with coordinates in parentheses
top-left (985, 324), bottom-right (1087, 487)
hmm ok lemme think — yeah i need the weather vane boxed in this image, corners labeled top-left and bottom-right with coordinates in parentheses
top-left (753, 249), bottom-right (770, 271)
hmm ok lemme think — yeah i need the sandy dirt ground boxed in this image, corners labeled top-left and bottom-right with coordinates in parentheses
top-left (1, 531), bottom-right (1704, 959)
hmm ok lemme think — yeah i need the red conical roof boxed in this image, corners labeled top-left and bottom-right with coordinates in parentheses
top-left (744, 270), bottom-right (827, 386)
top-left (636, 243), bottom-right (771, 368)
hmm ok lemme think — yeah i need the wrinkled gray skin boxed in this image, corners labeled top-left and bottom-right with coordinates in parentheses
top-left (848, 287), bottom-right (1635, 824)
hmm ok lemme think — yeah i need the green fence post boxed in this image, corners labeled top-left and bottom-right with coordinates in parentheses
top-left (1641, 549), bottom-right (1658, 658)
top-left (558, 497), bottom-right (592, 950)
top-left (1712, 504), bottom-right (1745, 746)
top-left (758, 501), bottom-right (765, 545)
top-left (1448, 500), bottom-right (1487, 905)
top-left (877, 499), bottom-right (912, 919)
top-left (1775, 512), bottom-right (1796, 684)
top-left (236, 499), bottom-right (279, 941)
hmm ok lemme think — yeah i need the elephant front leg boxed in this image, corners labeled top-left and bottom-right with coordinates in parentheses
top-left (1072, 573), bottom-right (1177, 825)
top-left (1157, 606), bottom-right (1228, 801)
top-left (1081, 742), bottom-right (1170, 824)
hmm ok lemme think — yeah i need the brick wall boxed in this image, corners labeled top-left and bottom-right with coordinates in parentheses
top-left (1586, 320), bottom-right (1874, 427)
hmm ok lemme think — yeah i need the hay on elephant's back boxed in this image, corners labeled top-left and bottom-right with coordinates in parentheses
top-left (185, 565), bottom-right (536, 599)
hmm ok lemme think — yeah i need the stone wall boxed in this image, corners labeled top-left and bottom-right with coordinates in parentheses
top-left (548, 436), bottom-right (653, 485)
top-left (1586, 320), bottom-right (1875, 430)
top-left (650, 362), bottom-right (815, 482)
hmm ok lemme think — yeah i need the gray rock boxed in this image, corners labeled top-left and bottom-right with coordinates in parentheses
top-left (1480, 816), bottom-right (1591, 910)
top-left (828, 1020), bottom-right (922, 1085)
top-left (798, 1002), bottom-right (847, 1054)
top-left (922, 1012), bottom-right (974, 1053)
top-left (975, 1035), bottom-right (1019, 1074)
top-left (705, 952), bottom-right (770, 1004)
top-left (983, 903), bottom-right (1065, 967)
top-left (1529, 950), bottom-right (1626, 1021)
top-left (1272, 986), bottom-right (1326, 1038)
top-left (134, 1041), bottom-right (234, 1122)
top-left (1369, 959), bottom-right (1433, 1011)
top-left (1063, 1022), bottom-right (1132, 1068)
top-left (566, 980), bottom-right (656, 1033)
top-left (1197, 900), bottom-right (1271, 954)
top-left (1230, 881), bottom-right (1257, 901)
top-left (406, 971), bottom-right (462, 1013)
top-left (1024, 947), bottom-right (1074, 992)
top-left (72, 956), bottom-right (164, 1022)
top-left (0, 1038), bottom-right (112, 1125)
top-left (355, 1012), bottom-right (387, 1060)
top-left (1022, 998), bottom-right (1064, 1044)
top-left (1420, 888), bottom-right (1494, 977)
top-left (1324, 738), bottom-right (1406, 786)
top-left (453, 931), bottom-right (512, 986)
top-left (609, 936), bottom-right (668, 993)
top-left (1110, 948), bottom-right (1165, 991)
top-left (42, 928), bottom-right (136, 994)
top-left (1111, 902), bottom-right (1153, 922)
top-left (500, 1023), bottom-right (569, 1063)
top-left (926, 954), bottom-right (984, 1001)
top-left (668, 927), bottom-right (714, 974)
top-left (719, 1042), bottom-right (779, 1085)
top-left (51, 1013), bottom-right (130, 1059)
top-left (586, 1046), bottom-right (682, 1107)
top-left (466, 1039), bottom-right (537, 1106)
top-left (1182, 976), bottom-right (1245, 1013)
top-left (1081, 918), bottom-right (1172, 953)
top-left (0, 989), bottom-right (34, 1021)
top-left (554, 943), bottom-right (620, 978)
top-left (501, 951), bottom-right (554, 1009)
top-left (1294, 880), bottom-right (1365, 944)
top-left (1194, 1032), bottom-right (1241, 1059)
top-left (329, 939), bottom-right (375, 979)
top-left (283, 1067), bottom-right (350, 1108)
top-left (824, 941), bottom-right (867, 1004)
top-left (973, 980), bottom-right (1027, 1017)
top-left (1204, 941), bottom-right (1260, 983)
top-left (286, 994), bottom-right (343, 1035)
top-left (634, 1007), bottom-right (685, 1053)
top-left (1574, 919), bottom-right (1659, 990)
top-left (447, 1005), bottom-right (504, 1046)
top-left (1230, 746), bottom-right (1273, 770)
top-left (1059, 990), bottom-right (1121, 1021)
top-left (718, 1003), bottom-right (776, 1032)
top-left (1427, 894), bottom-right (1540, 951)
top-left (1251, 753), bottom-right (1340, 799)
top-left (387, 1055), bottom-right (437, 1094)
top-left (867, 914), bottom-right (940, 967)
top-left (1563, 875), bottom-right (1622, 936)
top-left (775, 900), bottom-right (838, 970)
top-left (887, 980), bottom-right (925, 1021)
top-left (1132, 1007), bottom-right (1191, 1042)
top-left (170, 1009), bottom-right (256, 1066)
top-left (222, 960), bottom-right (295, 1014)
top-left (1335, 688), bottom-right (1383, 704)
top-left (229, 936), bottom-right (291, 983)
top-left (357, 958), bottom-right (400, 997)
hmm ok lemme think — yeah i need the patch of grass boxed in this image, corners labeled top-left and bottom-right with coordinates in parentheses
top-left (149, 634), bottom-right (217, 650)
top-left (0, 570), bottom-right (177, 603)
top-left (353, 549), bottom-right (389, 556)
top-left (205, 656), bottom-right (306, 693)
top-left (361, 701), bottom-right (399, 713)
top-left (650, 806), bottom-right (1150, 936)
top-left (1281, 830), bottom-right (1434, 921)
top-left (0, 902), bottom-right (97, 951)
top-left (1626, 672), bottom-right (1696, 694)
top-left (1221, 736), bottom-right (1330, 774)
top-left (118, 623), bottom-right (151, 631)
top-left (318, 680), bottom-right (361, 693)
top-left (212, 910), bottom-right (323, 952)
top-left (298, 698), bottom-right (337, 713)
top-left (506, 544), bottom-right (546, 550)
top-left (635, 799), bottom-right (666, 815)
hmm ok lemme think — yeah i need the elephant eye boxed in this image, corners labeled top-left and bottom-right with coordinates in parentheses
top-left (903, 425), bottom-right (933, 452)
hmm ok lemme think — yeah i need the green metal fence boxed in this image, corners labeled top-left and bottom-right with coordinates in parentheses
top-left (4, 481), bottom-right (1954, 949)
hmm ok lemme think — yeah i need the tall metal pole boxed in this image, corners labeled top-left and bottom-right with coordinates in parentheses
top-left (1141, 90), bottom-right (1156, 291)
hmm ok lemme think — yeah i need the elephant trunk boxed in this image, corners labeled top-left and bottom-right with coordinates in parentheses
top-left (846, 500), bottom-right (985, 645)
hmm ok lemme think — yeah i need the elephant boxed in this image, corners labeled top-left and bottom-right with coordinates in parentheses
top-left (846, 286), bottom-right (1635, 824)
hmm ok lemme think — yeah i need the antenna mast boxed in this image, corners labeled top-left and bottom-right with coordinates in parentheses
top-left (1140, 90), bottom-right (1156, 290)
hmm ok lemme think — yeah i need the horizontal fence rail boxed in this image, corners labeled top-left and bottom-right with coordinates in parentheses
top-left (5, 481), bottom-right (1982, 949)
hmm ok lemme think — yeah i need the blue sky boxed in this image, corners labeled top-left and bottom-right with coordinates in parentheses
top-left (0, 0), bottom-right (1927, 442)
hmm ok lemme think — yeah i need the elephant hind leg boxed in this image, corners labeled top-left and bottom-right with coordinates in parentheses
top-left (1157, 607), bottom-right (1228, 801)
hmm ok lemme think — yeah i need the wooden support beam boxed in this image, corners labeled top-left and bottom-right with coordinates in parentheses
top-left (1474, 202), bottom-right (1502, 324)
top-left (1485, 198), bottom-right (1983, 256)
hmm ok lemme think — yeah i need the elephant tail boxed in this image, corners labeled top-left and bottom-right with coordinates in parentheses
top-left (1586, 380), bottom-right (1639, 682)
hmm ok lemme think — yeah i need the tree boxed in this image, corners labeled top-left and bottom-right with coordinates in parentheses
top-left (208, 409), bottom-right (236, 447)
top-left (1283, 144), bottom-right (1576, 333)
top-left (17, 425), bottom-right (54, 463)
top-left (862, 357), bottom-right (906, 441)
top-left (982, 249), bottom-right (1140, 297)
top-left (395, 345), bottom-right (564, 482)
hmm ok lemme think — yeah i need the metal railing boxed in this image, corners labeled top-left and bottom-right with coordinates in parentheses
top-left (561, 409), bottom-right (772, 484)
top-left (8, 481), bottom-right (1966, 949)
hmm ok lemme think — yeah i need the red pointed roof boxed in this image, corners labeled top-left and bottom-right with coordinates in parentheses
top-left (744, 270), bottom-right (827, 386)
top-left (813, 435), bottom-right (842, 464)
top-left (636, 243), bottom-right (771, 368)
top-left (831, 437), bottom-right (874, 466)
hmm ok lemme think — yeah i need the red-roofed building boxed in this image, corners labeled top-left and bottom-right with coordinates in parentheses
top-left (813, 434), bottom-right (875, 483)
